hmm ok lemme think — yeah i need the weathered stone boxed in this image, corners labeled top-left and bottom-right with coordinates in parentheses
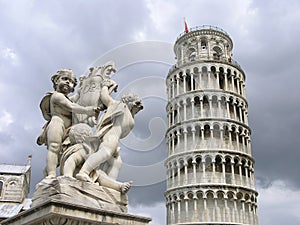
top-left (31, 176), bottom-right (128, 213)
top-left (1, 200), bottom-right (151, 225)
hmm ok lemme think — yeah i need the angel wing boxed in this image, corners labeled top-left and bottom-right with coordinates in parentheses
top-left (39, 92), bottom-right (53, 121)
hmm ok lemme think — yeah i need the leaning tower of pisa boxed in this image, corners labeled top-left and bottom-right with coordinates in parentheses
top-left (165, 25), bottom-right (259, 225)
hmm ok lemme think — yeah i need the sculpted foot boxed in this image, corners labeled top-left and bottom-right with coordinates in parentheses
top-left (120, 181), bottom-right (132, 194)
top-left (45, 174), bottom-right (56, 179)
top-left (76, 173), bottom-right (92, 182)
top-left (62, 175), bottom-right (76, 180)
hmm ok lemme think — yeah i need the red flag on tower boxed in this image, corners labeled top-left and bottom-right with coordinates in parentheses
top-left (184, 18), bottom-right (189, 33)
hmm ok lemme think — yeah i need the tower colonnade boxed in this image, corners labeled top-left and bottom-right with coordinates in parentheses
top-left (165, 186), bottom-right (258, 225)
top-left (165, 25), bottom-right (259, 225)
top-left (167, 91), bottom-right (249, 126)
top-left (166, 120), bottom-right (252, 155)
top-left (167, 63), bottom-right (246, 100)
top-left (165, 152), bottom-right (256, 189)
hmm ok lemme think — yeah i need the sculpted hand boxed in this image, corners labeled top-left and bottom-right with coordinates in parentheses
top-left (85, 106), bottom-right (98, 116)
top-left (103, 79), bottom-right (118, 93)
top-left (108, 80), bottom-right (118, 93)
top-left (95, 106), bottom-right (101, 113)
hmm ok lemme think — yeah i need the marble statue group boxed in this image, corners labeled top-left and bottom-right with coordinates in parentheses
top-left (37, 61), bottom-right (143, 194)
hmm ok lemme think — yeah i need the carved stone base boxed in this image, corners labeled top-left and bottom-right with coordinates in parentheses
top-left (31, 176), bottom-right (128, 213)
top-left (1, 176), bottom-right (151, 225)
top-left (1, 200), bottom-right (152, 225)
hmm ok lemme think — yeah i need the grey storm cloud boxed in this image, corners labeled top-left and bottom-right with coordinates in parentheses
top-left (1, 0), bottom-right (300, 224)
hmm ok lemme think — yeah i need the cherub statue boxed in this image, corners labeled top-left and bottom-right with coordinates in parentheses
top-left (37, 69), bottom-right (99, 179)
top-left (60, 123), bottom-right (131, 193)
top-left (76, 84), bottom-right (143, 188)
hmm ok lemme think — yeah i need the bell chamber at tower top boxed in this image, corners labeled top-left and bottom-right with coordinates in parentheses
top-left (173, 25), bottom-right (235, 67)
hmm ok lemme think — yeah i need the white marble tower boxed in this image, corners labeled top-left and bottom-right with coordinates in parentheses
top-left (165, 25), bottom-right (259, 225)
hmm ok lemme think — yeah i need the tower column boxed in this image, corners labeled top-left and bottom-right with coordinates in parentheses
top-left (177, 199), bottom-right (181, 222)
top-left (201, 127), bottom-right (204, 142)
top-left (208, 71), bottom-right (211, 88)
top-left (171, 165), bottom-right (175, 188)
top-left (171, 133), bottom-right (175, 154)
top-left (241, 200), bottom-right (246, 223)
top-left (210, 128), bottom-right (214, 148)
top-left (238, 162), bottom-right (243, 185)
top-left (238, 104), bottom-right (243, 122)
top-left (172, 108), bottom-right (175, 125)
top-left (199, 71), bottom-right (202, 89)
top-left (171, 79), bottom-right (175, 99)
top-left (226, 99), bottom-right (230, 118)
top-left (176, 74), bottom-right (180, 96)
top-left (220, 128), bottom-right (224, 148)
top-left (183, 74), bottom-right (187, 93)
top-left (224, 197), bottom-right (229, 222)
top-left (183, 100), bottom-right (187, 121)
top-left (184, 196), bottom-right (189, 221)
top-left (192, 160), bottom-right (197, 183)
top-left (222, 160), bottom-right (226, 183)
top-left (217, 98), bottom-right (221, 117)
top-left (231, 160), bottom-right (235, 184)
top-left (231, 75), bottom-right (234, 92)
top-left (245, 110), bottom-right (249, 125)
top-left (168, 111), bottom-right (171, 127)
top-left (177, 163), bottom-right (181, 186)
top-left (236, 132), bottom-right (240, 151)
top-left (200, 99), bottom-right (204, 118)
top-left (203, 198), bottom-right (207, 221)
top-left (228, 128), bottom-right (233, 148)
top-left (191, 99), bottom-right (195, 119)
top-left (209, 98), bottom-right (213, 117)
top-left (183, 128), bottom-right (188, 151)
top-left (234, 200), bottom-right (238, 222)
top-left (191, 127), bottom-right (196, 147)
top-left (237, 77), bottom-right (241, 94)
top-left (177, 130), bottom-right (181, 149)
top-left (216, 72), bottom-right (220, 89)
top-left (202, 161), bottom-right (206, 182)
top-left (184, 161), bottom-right (188, 185)
top-left (241, 133), bottom-right (246, 153)
top-left (233, 101), bottom-right (237, 120)
top-left (193, 195), bottom-right (198, 220)
top-left (224, 72), bottom-right (228, 91)
top-left (245, 165), bottom-right (249, 187)
top-left (177, 104), bottom-right (181, 123)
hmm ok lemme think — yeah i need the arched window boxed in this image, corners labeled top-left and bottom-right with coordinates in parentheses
top-left (215, 156), bottom-right (223, 173)
top-left (212, 46), bottom-right (223, 60)
top-left (201, 39), bottom-right (207, 49)
top-left (205, 157), bottom-right (213, 172)
top-left (188, 48), bottom-right (196, 61)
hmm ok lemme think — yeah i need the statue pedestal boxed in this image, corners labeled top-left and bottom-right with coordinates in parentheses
top-left (1, 200), bottom-right (151, 225)
top-left (31, 176), bottom-right (129, 213)
top-left (1, 177), bottom-right (151, 225)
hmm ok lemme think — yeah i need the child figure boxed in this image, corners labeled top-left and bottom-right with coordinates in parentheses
top-left (37, 69), bottom-right (98, 179)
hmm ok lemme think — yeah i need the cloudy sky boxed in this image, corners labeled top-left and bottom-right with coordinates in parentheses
top-left (1, 0), bottom-right (300, 224)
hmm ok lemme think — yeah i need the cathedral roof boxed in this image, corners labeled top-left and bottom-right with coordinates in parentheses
top-left (0, 199), bottom-right (31, 219)
top-left (0, 203), bottom-right (23, 218)
top-left (0, 164), bottom-right (30, 175)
